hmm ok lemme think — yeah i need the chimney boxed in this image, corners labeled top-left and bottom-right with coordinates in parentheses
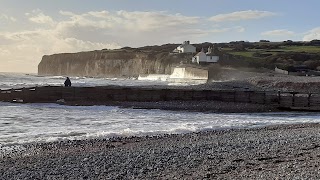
top-left (207, 46), bottom-right (212, 54)
top-left (183, 41), bottom-right (190, 45)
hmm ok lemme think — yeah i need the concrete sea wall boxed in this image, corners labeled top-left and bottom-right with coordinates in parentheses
top-left (2, 86), bottom-right (320, 111)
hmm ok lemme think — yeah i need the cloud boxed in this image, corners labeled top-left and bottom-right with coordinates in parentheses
top-left (235, 26), bottom-right (245, 32)
top-left (0, 14), bottom-right (16, 22)
top-left (87, 11), bottom-right (110, 18)
top-left (54, 10), bottom-right (213, 47)
top-left (303, 27), bottom-right (320, 41)
top-left (0, 10), bottom-right (248, 72)
top-left (0, 28), bottom-right (120, 72)
top-left (0, 48), bottom-right (10, 55)
top-left (28, 13), bottom-right (55, 25)
top-left (261, 29), bottom-right (295, 36)
top-left (55, 10), bottom-right (246, 45)
top-left (25, 10), bottom-right (55, 26)
top-left (209, 10), bottom-right (276, 22)
top-left (207, 26), bottom-right (245, 34)
top-left (58, 10), bottom-right (200, 32)
top-left (115, 11), bottom-right (200, 31)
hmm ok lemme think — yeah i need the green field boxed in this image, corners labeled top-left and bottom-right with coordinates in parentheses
top-left (279, 46), bottom-right (320, 53)
top-left (226, 51), bottom-right (255, 57)
top-left (221, 46), bottom-right (320, 58)
top-left (220, 48), bottom-right (255, 57)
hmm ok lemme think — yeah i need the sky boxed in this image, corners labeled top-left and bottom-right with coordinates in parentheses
top-left (0, 0), bottom-right (320, 73)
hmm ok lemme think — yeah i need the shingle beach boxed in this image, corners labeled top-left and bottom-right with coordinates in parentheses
top-left (1, 123), bottom-right (320, 179)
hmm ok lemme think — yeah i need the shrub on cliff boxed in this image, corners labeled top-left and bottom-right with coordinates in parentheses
top-left (303, 60), bottom-right (320, 69)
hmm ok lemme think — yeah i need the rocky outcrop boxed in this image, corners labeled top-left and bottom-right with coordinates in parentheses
top-left (38, 49), bottom-right (193, 77)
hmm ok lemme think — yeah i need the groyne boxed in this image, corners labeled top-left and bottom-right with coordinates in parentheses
top-left (1, 86), bottom-right (320, 111)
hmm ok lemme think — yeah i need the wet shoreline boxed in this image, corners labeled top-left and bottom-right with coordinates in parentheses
top-left (65, 100), bottom-right (280, 113)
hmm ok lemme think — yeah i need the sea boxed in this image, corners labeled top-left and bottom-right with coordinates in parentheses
top-left (1, 72), bottom-right (320, 146)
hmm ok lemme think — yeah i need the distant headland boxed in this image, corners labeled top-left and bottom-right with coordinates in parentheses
top-left (38, 40), bottom-right (320, 78)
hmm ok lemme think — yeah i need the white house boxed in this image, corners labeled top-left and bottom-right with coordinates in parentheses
top-left (192, 50), bottom-right (207, 64)
top-left (192, 46), bottom-right (219, 64)
top-left (173, 41), bottom-right (196, 53)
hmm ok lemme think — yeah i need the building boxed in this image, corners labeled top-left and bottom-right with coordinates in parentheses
top-left (192, 49), bottom-right (206, 64)
top-left (173, 41), bottom-right (196, 53)
top-left (192, 46), bottom-right (219, 64)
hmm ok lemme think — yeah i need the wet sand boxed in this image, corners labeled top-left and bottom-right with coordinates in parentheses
top-left (1, 123), bottom-right (320, 179)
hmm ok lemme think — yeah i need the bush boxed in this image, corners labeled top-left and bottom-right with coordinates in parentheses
top-left (303, 60), bottom-right (320, 69)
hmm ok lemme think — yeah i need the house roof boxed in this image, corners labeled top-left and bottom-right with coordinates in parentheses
top-left (194, 51), bottom-right (206, 56)
top-left (180, 44), bottom-right (194, 48)
top-left (206, 52), bottom-right (217, 56)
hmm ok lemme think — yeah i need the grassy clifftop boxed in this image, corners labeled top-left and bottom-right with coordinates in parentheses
top-left (128, 40), bottom-right (320, 71)
top-left (217, 41), bottom-right (320, 70)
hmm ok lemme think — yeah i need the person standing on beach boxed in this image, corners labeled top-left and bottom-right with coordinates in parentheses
top-left (64, 77), bottom-right (72, 87)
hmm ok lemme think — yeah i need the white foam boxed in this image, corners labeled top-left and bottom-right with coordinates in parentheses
top-left (138, 74), bottom-right (170, 81)
top-left (2, 73), bottom-right (320, 146)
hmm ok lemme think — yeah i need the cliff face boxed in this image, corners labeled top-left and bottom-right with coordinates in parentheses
top-left (38, 50), bottom-right (193, 77)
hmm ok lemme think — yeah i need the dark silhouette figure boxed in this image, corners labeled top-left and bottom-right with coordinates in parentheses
top-left (64, 77), bottom-right (71, 87)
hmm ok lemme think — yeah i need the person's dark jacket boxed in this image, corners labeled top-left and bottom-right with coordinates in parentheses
top-left (64, 77), bottom-right (71, 87)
